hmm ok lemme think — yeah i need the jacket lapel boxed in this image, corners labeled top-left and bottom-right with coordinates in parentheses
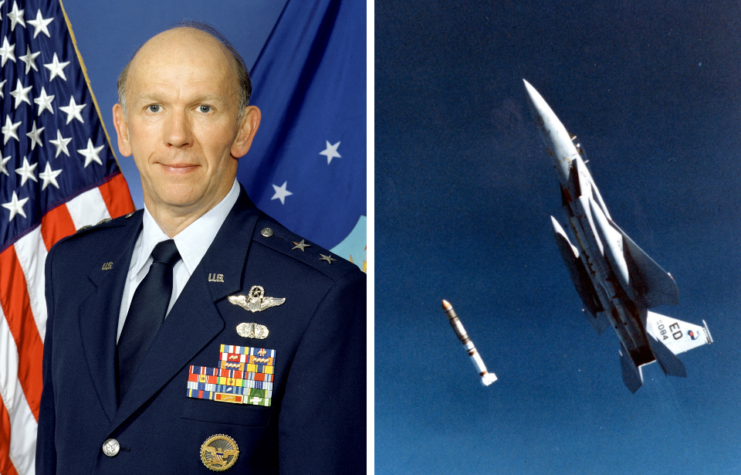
top-left (78, 214), bottom-right (142, 422)
top-left (109, 188), bottom-right (260, 431)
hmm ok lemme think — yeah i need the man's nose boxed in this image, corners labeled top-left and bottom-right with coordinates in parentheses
top-left (164, 110), bottom-right (192, 147)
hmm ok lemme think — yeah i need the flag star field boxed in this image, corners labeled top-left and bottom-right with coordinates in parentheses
top-left (0, 1), bottom-right (133, 473)
top-left (0, 0), bottom-right (123, 248)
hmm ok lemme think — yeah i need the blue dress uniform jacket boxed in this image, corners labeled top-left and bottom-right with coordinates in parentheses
top-left (36, 188), bottom-right (366, 474)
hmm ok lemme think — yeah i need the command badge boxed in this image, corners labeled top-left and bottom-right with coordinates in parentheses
top-left (236, 322), bottom-right (269, 339)
top-left (200, 434), bottom-right (239, 471)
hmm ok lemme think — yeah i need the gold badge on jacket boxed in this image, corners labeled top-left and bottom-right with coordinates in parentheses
top-left (200, 434), bottom-right (239, 471)
top-left (228, 285), bottom-right (285, 313)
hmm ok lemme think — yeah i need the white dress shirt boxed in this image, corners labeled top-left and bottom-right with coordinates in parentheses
top-left (116, 179), bottom-right (240, 342)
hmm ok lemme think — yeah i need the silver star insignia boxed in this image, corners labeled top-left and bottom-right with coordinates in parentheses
top-left (319, 254), bottom-right (337, 264)
top-left (292, 239), bottom-right (311, 252)
top-left (228, 285), bottom-right (285, 313)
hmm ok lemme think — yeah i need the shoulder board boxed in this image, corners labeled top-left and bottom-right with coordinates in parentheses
top-left (252, 217), bottom-right (361, 280)
top-left (71, 209), bottom-right (142, 238)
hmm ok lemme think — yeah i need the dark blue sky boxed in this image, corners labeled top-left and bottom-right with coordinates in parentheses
top-left (377, 1), bottom-right (741, 473)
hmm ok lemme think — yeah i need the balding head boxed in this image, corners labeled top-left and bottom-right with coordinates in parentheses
top-left (117, 23), bottom-right (252, 119)
top-left (111, 23), bottom-right (261, 237)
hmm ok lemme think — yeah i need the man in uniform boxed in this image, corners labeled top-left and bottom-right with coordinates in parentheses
top-left (36, 24), bottom-right (366, 474)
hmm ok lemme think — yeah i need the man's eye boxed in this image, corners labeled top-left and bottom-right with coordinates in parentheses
top-left (147, 104), bottom-right (161, 113)
top-left (198, 105), bottom-right (211, 113)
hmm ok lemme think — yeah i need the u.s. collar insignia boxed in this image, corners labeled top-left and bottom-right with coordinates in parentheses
top-left (236, 322), bottom-right (269, 339)
top-left (227, 286), bottom-right (285, 313)
top-left (201, 434), bottom-right (239, 471)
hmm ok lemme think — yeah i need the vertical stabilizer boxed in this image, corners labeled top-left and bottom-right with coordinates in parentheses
top-left (646, 311), bottom-right (713, 355)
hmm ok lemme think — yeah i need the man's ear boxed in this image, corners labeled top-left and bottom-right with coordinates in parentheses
top-left (231, 105), bottom-right (261, 158)
top-left (112, 103), bottom-right (133, 157)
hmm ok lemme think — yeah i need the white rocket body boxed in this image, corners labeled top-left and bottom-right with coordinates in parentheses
top-left (442, 300), bottom-right (497, 386)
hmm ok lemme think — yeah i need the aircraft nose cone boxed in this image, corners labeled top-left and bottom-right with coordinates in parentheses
top-left (523, 79), bottom-right (577, 184)
top-left (522, 79), bottom-right (539, 104)
top-left (523, 79), bottom-right (556, 128)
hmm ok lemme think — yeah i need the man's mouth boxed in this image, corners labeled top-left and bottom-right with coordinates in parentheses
top-left (159, 162), bottom-right (199, 175)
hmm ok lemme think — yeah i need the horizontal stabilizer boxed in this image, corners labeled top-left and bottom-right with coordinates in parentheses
top-left (614, 224), bottom-right (679, 308)
top-left (550, 217), bottom-right (603, 318)
top-left (646, 311), bottom-right (713, 355)
top-left (647, 333), bottom-right (687, 378)
top-left (620, 349), bottom-right (644, 393)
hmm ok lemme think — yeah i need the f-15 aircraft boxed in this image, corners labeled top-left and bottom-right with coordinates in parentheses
top-left (523, 80), bottom-right (713, 392)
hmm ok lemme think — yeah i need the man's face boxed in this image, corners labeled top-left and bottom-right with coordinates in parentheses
top-left (113, 28), bottom-right (259, 219)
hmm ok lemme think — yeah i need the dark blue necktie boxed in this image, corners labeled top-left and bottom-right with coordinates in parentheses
top-left (117, 239), bottom-right (181, 400)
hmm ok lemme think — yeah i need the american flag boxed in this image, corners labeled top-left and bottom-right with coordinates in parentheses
top-left (0, 0), bottom-right (134, 473)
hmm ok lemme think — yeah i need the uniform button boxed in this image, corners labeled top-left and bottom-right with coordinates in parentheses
top-left (102, 438), bottom-right (120, 457)
top-left (260, 227), bottom-right (273, 238)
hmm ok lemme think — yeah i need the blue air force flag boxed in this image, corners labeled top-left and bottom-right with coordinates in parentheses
top-left (237, 0), bottom-right (366, 271)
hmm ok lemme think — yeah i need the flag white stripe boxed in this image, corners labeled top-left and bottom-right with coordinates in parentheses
top-left (0, 307), bottom-right (37, 475)
top-left (65, 187), bottom-right (111, 230)
top-left (13, 228), bottom-right (48, 342)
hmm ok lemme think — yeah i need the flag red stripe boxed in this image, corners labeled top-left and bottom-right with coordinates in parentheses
top-left (99, 173), bottom-right (135, 219)
top-left (0, 395), bottom-right (19, 475)
top-left (40, 203), bottom-right (77, 252)
top-left (0, 248), bottom-right (44, 421)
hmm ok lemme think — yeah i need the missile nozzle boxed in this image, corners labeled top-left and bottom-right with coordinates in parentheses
top-left (481, 373), bottom-right (498, 387)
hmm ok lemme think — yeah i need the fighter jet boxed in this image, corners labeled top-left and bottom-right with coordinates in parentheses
top-left (523, 80), bottom-right (713, 392)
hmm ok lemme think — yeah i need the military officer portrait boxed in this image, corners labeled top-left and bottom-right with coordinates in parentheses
top-left (36, 23), bottom-right (366, 474)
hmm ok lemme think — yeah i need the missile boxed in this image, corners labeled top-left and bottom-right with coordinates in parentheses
top-left (442, 299), bottom-right (497, 386)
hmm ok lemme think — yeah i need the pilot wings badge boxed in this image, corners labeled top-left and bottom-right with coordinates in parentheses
top-left (228, 286), bottom-right (286, 313)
